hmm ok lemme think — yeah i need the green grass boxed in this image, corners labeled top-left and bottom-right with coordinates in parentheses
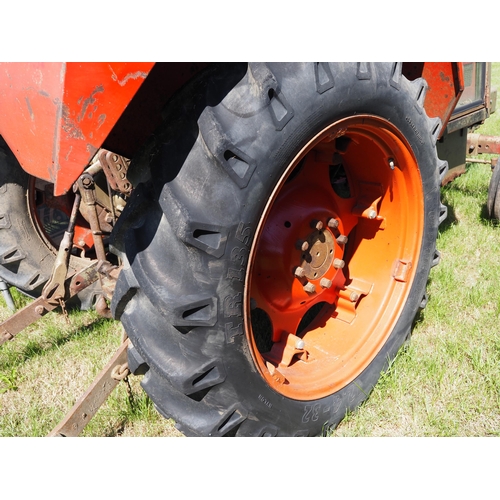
top-left (0, 289), bottom-right (182, 436)
top-left (1, 63), bottom-right (499, 437)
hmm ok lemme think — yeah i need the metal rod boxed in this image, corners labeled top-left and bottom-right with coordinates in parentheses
top-left (48, 339), bottom-right (130, 437)
top-left (466, 157), bottom-right (494, 165)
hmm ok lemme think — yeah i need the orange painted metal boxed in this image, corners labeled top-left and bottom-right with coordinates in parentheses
top-left (0, 62), bottom-right (155, 195)
top-left (421, 62), bottom-right (464, 135)
top-left (245, 116), bottom-right (424, 400)
top-left (402, 63), bottom-right (464, 135)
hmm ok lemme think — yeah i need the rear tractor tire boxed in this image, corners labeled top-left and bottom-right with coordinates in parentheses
top-left (0, 136), bottom-right (102, 309)
top-left (112, 63), bottom-right (448, 436)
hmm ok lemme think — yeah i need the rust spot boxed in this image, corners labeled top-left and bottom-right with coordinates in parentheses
top-left (62, 104), bottom-right (85, 140)
top-left (97, 114), bottom-right (106, 129)
top-left (108, 65), bottom-right (148, 86)
top-left (25, 97), bottom-right (34, 121)
top-left (64, 146), bottom-right (73, 162)
top-left (77, 85), bottom-right (104, 123)
top-left (439, 71), bottom-right (450, 83)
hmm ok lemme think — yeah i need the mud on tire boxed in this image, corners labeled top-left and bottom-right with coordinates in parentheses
top-left (112, 63), bottom-right (448, 436)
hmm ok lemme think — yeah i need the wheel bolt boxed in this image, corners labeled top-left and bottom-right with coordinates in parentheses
top-left (320, 278), bottom-right (332, 289)
top-left (303, 282), bottom-right (316, 294)
top-left (294, 266), bottom-right (306, 278)
top-left (327, 218), bottom-right (339, 229)
top-left (296, 239), bottom-right (309, 251)
top-left (337, 235), bottom-right (348, 245)
top-left (368, 210), bottom-right (377, 219)
top-left (333, 258), bottom-right (345, 269)
top-left (310, 219), bottom-right (323, 230)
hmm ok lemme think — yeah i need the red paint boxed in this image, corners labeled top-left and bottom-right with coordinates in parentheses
top-left (0, 62), bottom-right (154, 195)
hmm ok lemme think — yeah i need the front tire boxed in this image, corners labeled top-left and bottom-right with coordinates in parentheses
top-left (112, 63), bottom-right (447, 436)
top-left (487, 160), bottom-right (500, 220)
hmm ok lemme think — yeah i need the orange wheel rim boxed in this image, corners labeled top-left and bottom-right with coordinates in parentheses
top-left (244, 115), bottom-right (424, 400)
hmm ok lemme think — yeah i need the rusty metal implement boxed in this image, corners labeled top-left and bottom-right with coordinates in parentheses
top-left (48, 339), bottom-right (130, 437)
top-left (0, 262), bottom-right (100, 345)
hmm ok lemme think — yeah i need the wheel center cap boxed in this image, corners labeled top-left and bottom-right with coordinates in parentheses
top-left (300, 229), bottom-right (334, 280)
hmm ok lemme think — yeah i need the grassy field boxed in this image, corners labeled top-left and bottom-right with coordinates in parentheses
top-left (1, 64), bottom-right (499, 437)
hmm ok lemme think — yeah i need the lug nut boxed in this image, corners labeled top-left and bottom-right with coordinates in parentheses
top-left (81, 176), bottom-right (93, 187)
top-left (295, 339), bottom-right (305, 350)
top-left (320, 278), bottom-right (332, 289)
top-left (333, 258), bottom-right (345, 269)
top-left (303, 282), bottom-right (316, 294)
top-left (368, 210), bottom-right (377, 219)
top-left (327, 218), bottom-right (339, 229)
top-left (337, 235), bottom-right (348, 245)
top-left (296, 239), bottom-right (309, 251)
top-left (310, 219), bottom-right (323, 231)
top-left (294, 266), bottom-right (306, 278)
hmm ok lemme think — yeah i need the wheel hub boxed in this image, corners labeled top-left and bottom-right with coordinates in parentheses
top-left (297, 225), bottom-right (334, 281)
top-left (245, 115), bottom-right (424, 400)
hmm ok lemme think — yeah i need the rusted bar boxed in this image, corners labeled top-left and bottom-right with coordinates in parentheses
top-left (467, 133), bottom-right (500, 156)
top-left (466, 157), bottom-right (498, 165)
top-left (48, 339), bottom-right (130, 437)
top-left (41, 192), bottom-right (81, 302)
top-left (0, 262), bottom-right (100, 345)
top-left (0, 295), bottom-right (58, 345)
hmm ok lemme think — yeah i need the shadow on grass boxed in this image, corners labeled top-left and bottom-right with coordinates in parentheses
top-left (479, 202), bottom-right (500, 226)
top-left (438, 201), bottom-right (458, 233)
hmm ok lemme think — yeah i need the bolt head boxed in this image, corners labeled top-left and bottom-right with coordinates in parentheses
top-left (320, 278), bottom-right (332, 289)
top-left (35, 305), bottom-right (45, 315)
top-left (295, 339), bottom-right (305, 350)
top-left (327, 218), bottom-right (339, 229)
top-left (310, 219), bottom-right (323, 230)
top-left (350, 292), bottom-right (360, 302)
top-left (333, 258), bottom-right (345, 269)
top-left (294, 266), bottom-right (306, 278)
top-left (296, 240), bottom-right (309, 251)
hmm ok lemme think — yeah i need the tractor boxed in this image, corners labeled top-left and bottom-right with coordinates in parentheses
top-left (0, 62), bottom-right (497, 436)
